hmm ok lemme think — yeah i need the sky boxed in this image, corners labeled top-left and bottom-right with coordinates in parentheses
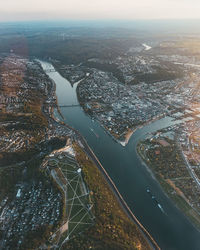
top-left (0, 0), bottom-right (200, 22)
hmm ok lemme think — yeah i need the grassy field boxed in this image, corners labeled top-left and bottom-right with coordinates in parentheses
top-left (47, 152), bottom-right (94, 247)
top-left (61, 143), bottom-right (151, 250)
top-left (137, 140), bottom-right (200, 230)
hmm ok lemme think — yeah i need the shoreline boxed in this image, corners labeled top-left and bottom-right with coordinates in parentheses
top-left (118, 128), bottom-right (136, 146)
top-left (44, 59), bottom-right (200, 248)
top-left (77, 137), bottom-right (160, 250)
top-left (76, 77), bottom-right (167, 147)
top-left (136, 140), bottom-right (200, 233)
top-left (44, 62), bottom-right (160, 250)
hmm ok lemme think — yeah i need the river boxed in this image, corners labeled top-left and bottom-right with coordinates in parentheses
top-left (142, 43), bottom-right (152, 51)
top-left (40, 60), bottom-right (200, 250)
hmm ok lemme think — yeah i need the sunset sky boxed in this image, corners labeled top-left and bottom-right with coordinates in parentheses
top-left (0, 0), bottom-right (200, 22)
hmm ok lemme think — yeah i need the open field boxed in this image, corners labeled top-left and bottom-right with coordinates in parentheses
top-left (61, 143), bottom-right (151, 249)
top-left (44, 146), bottom-right (94, 248)
top-left (137, 137), bottom-right (200, 229)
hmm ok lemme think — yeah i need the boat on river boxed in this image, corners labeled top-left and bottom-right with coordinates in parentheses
top-left (90, 127), bottom-right (99, 138)
top-left (40, 60), bottom-right (200, 250)
top-left (147, 188), bottom-right (165, 213)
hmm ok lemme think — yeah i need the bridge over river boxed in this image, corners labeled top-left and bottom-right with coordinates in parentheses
top-left (59, 104), bottom-right (80, 108)
top-left (40, 59), bottom-right (200, 250)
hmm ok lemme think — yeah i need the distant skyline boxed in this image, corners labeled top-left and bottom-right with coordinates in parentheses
top-left (1, 0), bottom-right (200, 22)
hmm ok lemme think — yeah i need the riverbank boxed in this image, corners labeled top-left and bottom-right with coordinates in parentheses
top-left (142, 43), bottom-right (152, 51)
top-left (40, 60), bottom-right (157, 249)
top-left (137, 139), bottom-right (200, 231)
top-left (0, 55), bottom-right (71, 249)
top-left (75, 137), bottom-right (160, 250)
top-left (118, 128), bottom-right (136, 146)
top-left (61, 142), bottom-right (153, 250)
top-left (40, 59), bottom-right (200, 250)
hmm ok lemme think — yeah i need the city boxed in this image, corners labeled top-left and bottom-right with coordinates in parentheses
top-left (1, 18), bottom-right (200, 249)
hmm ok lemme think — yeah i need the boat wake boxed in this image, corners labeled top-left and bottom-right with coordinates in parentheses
top-left (147, 188), bottom-right (167, 215)
top-left (90, 127), bottom-right (99, 138)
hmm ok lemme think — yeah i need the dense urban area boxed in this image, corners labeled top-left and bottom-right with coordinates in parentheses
top-left (0, 39), bottom-right (151, 248)
top-left (55, 38), bottom-right (200, 228)
top-left (1, 22), bottom-right (200, 249)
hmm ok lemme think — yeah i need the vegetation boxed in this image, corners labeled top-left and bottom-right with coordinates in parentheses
top-left (130, 63), bottom-right (183, 84)
top-left (137, 139), bottom-right (200, 230)
top-left (23, 101), bottom-right (48, 128)
top-left (0, 54), bottom-right (49, 165)
top-left (161, 39), bottom-right (200, 58)
top-left (83, 61), bottom-right (125, 83)
top-left (62, 143), bottom-right (151, 250)
top-left (0, 55), bottom-right (66, 249)
top-left (0, 27), bottom-right (140, 65)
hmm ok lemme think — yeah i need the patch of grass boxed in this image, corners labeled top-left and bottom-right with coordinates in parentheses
top-left (62, 143), bottom-right (151, 250)
top-left (137, 141), bottom-right (200, 230)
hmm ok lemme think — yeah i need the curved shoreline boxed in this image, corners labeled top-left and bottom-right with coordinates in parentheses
top-left (136, 140), bottom-right (200, 233)
top-left (52, 102), bottom-right (159, 249)
top-left (39, 59), bottom-right (200, 250)
top-left (77, 134), bottom-right (160, 250)
top-left (41, 61), bottom-right (160, 250)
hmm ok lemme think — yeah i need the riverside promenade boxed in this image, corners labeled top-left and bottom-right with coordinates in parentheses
top-left (75, 132), bottom-right (160, 250)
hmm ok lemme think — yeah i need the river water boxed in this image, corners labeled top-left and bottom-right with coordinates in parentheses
top-left (142, 43), bottom-right (152, 51)
top-left (40, 61), bottom-right (200, 250)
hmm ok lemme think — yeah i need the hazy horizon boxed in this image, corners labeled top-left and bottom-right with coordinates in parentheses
top-left (1, 0), bottom-right (200, 22)
top-left (0, 19), bottom-right (200, 35)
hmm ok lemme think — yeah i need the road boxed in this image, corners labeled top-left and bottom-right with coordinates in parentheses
top-left (178, 135), bottom-right (200, 190)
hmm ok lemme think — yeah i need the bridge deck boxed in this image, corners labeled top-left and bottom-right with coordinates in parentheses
top-left (44, 69), bottom-right (56, 73)
top-left (59, 104), bottom-right (80, 108)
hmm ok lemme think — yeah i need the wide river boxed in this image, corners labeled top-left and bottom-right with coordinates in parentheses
top-left (40, 61), bottom-right (200, 250)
